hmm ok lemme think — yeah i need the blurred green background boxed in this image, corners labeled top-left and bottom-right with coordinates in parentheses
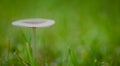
top-left (0, 0), bottom-right (120, 66)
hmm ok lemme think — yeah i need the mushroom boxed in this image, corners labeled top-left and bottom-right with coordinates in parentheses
top-left (12, 18), bottom-right (55, 65)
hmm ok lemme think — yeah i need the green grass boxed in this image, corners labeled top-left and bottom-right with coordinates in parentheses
top-left (0, 0), bottom-right (120, 66)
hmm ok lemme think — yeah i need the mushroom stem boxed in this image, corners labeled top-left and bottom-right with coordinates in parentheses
top-left (32, 27), bottom-right (37, 65)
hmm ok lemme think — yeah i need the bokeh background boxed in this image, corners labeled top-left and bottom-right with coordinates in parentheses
top-left (0, 0), bottom-right (120, 66)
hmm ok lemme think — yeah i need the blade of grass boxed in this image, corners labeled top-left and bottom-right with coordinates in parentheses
top-left (13, 50), bottom-right (29, 66)
top-left (68, 48), bottom-right (79, 66)
top-left (26, 42), bottom-right (33, 66)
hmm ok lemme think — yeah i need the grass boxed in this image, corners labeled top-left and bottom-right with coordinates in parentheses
top-left (0, 0), bottom-right (120, 66)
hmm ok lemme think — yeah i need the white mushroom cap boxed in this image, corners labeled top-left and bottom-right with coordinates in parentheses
top-left (12, 18), bottom-right (55, 28)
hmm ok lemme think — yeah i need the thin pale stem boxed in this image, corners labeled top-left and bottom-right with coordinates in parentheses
top-left (32, 27), bottom-right (37, 66)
